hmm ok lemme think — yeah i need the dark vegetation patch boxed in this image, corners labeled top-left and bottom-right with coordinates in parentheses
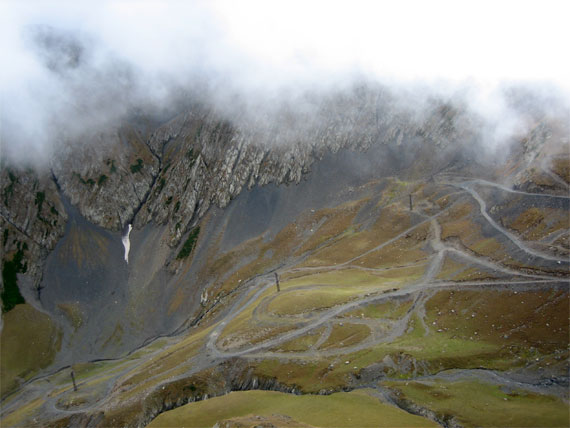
top-left (130, 158), bottom-right (144, 173)
top-left (73, 172), bottom-right (95, 187)
top-left (186, 148), bottom-right (198, 166)
top-left (1, 304), bottom-right (62, 397)
top-left (177, 226), bottom-right (200, 260)
top-left (157, 177), bottom-right (166, 193)
top-left (1, 243), bottom-right (27, 312)
top-left (3, 170), bottom-right (17, 205)
top-left (35, 191), bottom-right (45, 217)
top-left (106, 158), bottom-right (117, 173)
top-left (97, 174), bottom-right (108, 186)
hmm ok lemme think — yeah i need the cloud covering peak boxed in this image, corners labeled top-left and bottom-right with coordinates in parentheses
top-left (1, 0), bottom-right (569, 164)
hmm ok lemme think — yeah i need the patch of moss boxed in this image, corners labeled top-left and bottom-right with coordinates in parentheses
top-left (1, 304), bottom-right (61, 397)
top-left (274, 327), bottom-right (325, 352)
top-left (34, 191), bottom-right (45, 216)
top-left (73, 172), bottom-right (95, 187)
top-left (383, 379), bottom-right (569, 427)
top-left (177, 226), bottom-right (200, 260)
top-left (130, 158), bottom-right (144, 173)
top-left (148, 389), bottom-right (436, 428)
top-left (318, 323), bottom-right (371, 350)
top-left (106, 158), bottom-right (117, 173)
top-left (156, 177), bottom-right (166, 193)
top-left (1, 247), bottom-right (26, 312)
top-left (3, 170), bottom-right (17, 206)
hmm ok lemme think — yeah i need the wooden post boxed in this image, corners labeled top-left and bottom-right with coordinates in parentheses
top-left (71, 370), bottom-right (77, 391)
top-left (409, 194), bottom-right (413, 211)
top-left (274, 272), bottom-right (280, 292)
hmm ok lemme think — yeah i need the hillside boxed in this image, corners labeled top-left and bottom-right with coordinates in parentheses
top-left (1, 87), bottom-right (569, 428)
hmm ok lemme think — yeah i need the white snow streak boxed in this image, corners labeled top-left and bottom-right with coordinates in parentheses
top-left (122, 224), bottom-right (132, 264)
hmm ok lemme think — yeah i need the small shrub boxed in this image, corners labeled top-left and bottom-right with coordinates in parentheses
top-left (35, 191), bottom-right (45, 216)
top-left (176, 226), bottom-right (200, 260)
top-left (106, 159), bottom-right (117, 173)
top-left (130, 159), bottom-right (144, 173)
top-left (1, 248), bottom-right (26, 312)
top-left (98, 174), bottom-right (108, 186)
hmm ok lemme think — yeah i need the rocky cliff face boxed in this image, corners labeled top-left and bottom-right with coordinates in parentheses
top-left (1, 167), bottom-right (67, 299)
top-left (2, 86), bottom-right (563, 301)
top-left (48, 89), bottom-right (481, 252)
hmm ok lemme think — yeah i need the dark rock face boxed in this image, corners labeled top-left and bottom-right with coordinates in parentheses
top-left (47, 90), bottom-right (481, 250)
top-left (1, 167), bottom-right (67, 299)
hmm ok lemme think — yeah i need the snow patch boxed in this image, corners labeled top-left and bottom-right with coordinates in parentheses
top-left (122, 224), bottom-right (132, 263)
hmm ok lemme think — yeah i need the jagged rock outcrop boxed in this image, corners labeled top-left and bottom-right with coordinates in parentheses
top-left (2, 85), bottom-right (562, 309)
top-left (0, 167), bottom-right (67, 292)
top-left (113, 92), bottom-right (481, 248)
top-left (50, 125), bottom-right (159, 231)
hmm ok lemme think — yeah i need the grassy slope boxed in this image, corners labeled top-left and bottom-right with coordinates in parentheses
top-left (3, 176), bottom-right (569, 427)
top-left (148, 389), bottom-right (438, 427)
top-left (1, 304), bottom-right (61, 397)
top-left (382, 379), bottom-right (569, 427)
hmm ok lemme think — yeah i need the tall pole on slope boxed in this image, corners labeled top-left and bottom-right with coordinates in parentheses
top-left (274, 272), bottom-right (280, 292)
top-left (409, 194), bottom-right (413, 211)
top-left (71, 369), bottom-right (77, 392)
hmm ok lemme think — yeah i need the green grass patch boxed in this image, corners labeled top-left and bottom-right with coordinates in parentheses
top-left (34, 191), bottom-right (45, 215)
top-left (176, 226), bottom-right (200, 259)
top-left (1, 397), bottom-right (45, 428)
top-left (3, 170), bottom-right (17, 206)
top-left (274, 327), bottom-right (325, 352)
top-left (1, 247), bottom-right (26, 313)
top-left (97, 174), bottom-right (108, 186)
top-left (106, 158), bottom-right (117, 173)
top-left (129, 158), bottom-right (144, 173)
top-left (148, 389), bottom-right (437, 427)
top-left (423, 289), bottom-right (569, 354)
top-left (281, 268), bottom-right (395, 290)
top-left (383, 379), bottom-right (569, 427)
top-left (344, 297), bottom-right (413, 319)
top-left (1, 304), bottom-right (61, 397)
top-left (319, 323), bottom-right (371, 349)
top-left (266, 284), bottom-right (380, 316)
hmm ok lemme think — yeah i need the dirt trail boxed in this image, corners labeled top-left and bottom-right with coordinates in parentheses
top-left (438, 176), bottom-right (570, 199)
top-left (454, 183), bottom-right (567, 263)
top-left (3, 175), bottom-right (568, 426)
top-left (206, 176), bottom-right (567, 360)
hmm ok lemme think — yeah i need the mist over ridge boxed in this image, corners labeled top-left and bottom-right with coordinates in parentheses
top-left (1, 0), bottom-right (569, 165)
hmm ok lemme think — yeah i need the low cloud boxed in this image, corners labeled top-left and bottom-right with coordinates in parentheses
top-left (1, 0), bottom-right (569, 165)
